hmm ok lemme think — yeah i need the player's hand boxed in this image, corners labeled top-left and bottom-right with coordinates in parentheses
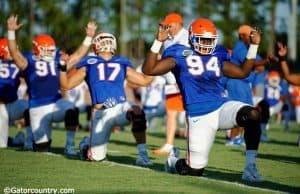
top-left (7, 14), bottom-right (23, 31)
top-left (249, 27), bottom-right (261, 45)
top-left (157, 24), bottom-right (169, 42)
top-left (276, 41), bottom-right (287, 59)
top-left (86, 20), bottom-right (97, 37)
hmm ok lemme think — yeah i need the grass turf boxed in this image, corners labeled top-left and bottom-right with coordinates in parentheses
top-left (0, 118), bottom-right (299, 194)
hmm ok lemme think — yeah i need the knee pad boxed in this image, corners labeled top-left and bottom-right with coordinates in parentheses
top-left (236, 106), bottom-right (261, 128)
top-left (23, 109), bottom-right (30, 127)
top-left (65, 108), bottom-right (79, 127)
top-left (175, 159), bottom-right (204, 176)
top-left (237, 106), bottom-right (261, 150)
top-left (126, 105), bottom-right (146, 132)
top-left (33, 140), bottom-right (52, 152)
top-left (86, 105), bottom-right (92, 120)
top-left (256, 100), bottom-right (270, 123)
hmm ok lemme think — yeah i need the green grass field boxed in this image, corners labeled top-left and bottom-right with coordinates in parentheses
top-left (1, 117), bottom-right (299, 194)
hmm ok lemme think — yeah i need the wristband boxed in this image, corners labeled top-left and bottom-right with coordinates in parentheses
top-left (83, 36), bottom-right (92, 46)
top-left (278, 55), bottom-right (287, 62)
top-left (150, 39), bottom-right (162, 53)
top-left (8, 30), bottom-right (16, 40)
top-left (246, 44), bottom-right (258, 59)
top-left (58, 60), bottom-right (67, 72)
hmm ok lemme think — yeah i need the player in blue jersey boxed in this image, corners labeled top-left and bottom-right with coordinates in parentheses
top-left (143, 18), bottom-right (265, 182)
top-left (7, 14), bottom-right (97, 156)
top-left (0, 38), bottom-right (29, 148)
top-left (59, 32), bottom-right (154, 166)
top-left (223, 25), bottom-right (273, 144)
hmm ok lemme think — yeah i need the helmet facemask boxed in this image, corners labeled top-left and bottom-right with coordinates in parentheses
top-left (190, 33), bottom-right (218, 55)
top-left (92, 33), bottom-right (117, 55)
top-left (33, 34), bottom-right (56, 62)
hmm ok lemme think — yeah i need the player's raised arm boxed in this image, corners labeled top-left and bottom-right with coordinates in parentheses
top-left (142, 25), bottom-right (176, 76)
top-left (66, 20), bottom-right (97, 70)
top-left (7, 14), bottom-right (28, 70)
top-left (126, 67), bottom-right (154, 87)
top-left (277, 42), bottom-right (300, 86)
top-left (222, 29), bottom-right (261, 78)
top-left (59, 54), bottom-right (86, 91)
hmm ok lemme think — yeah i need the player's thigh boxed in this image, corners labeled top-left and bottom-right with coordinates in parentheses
top-left (218, 101), bottom-right (248, 130)
top-left (30, 104), bottom-right (54, 140)
top-left (187, 111), bottom-right (219, 168)
top-left (7, 99), bottom-right (28, 121)
top-left (52, 99), bottom-right (75, 122)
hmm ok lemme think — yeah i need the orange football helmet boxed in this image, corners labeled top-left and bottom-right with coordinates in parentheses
top-left (267, 70), bottom-right (280, 87)
top-left (92, 32), bottom-right (117, 55)
top-left (0, 38), bottom-right (11, 60)
top-left (189, 18), bottom-right (218, 55)
top-left (32, 34), bottom-right (56, 62)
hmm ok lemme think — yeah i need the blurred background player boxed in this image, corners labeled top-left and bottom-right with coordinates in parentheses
top-left (223, 25), bottom-right (273, 145)
top-left (153, 13), bottom-right (189, 155)
top-left (0, 38), bottom-right (29, 148)
top-left (59, 32), bottom-right (154, 166)
top-left (264, 71), bottom-right (289, 136)
top-left (134, 58), bottom-right (166, 131)
top-left (7, 14), bottom-right (96, 156)
top-left (64, 69), bottom-right (92, 131)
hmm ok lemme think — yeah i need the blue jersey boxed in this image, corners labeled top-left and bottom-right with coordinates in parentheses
top-left (264, 81), bottom-right (288, 106)
top-left (23, 52), bottom-right (61, 107)
top-left (162, 44), bottom-right (229, 116)
top-left (224, 40), bottom-right (262, 105)
top-left (77, 55), bottom-right (132, 108)
top-left (0, 59), bottom-right (21, 102)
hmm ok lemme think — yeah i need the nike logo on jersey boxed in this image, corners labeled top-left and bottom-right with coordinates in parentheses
top-left (192, 119), bottom-right (200, 123)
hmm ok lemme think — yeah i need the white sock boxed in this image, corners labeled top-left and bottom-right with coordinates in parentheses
top-left (246, 150), bottom-right (257, 166)
top-left (162, 143), bottom-right (173, 151)
top-left (66, 131), bottom-right (75, 146)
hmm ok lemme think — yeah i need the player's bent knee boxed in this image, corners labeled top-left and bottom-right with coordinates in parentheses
top-left (65, 108), bottom-right (79, 127)
top-left (126, 105), bottom-right (146, 132)
top-left (256, 99), bottom-right (270, 123)
top-left (236, 106), bottom-right (261, 127)
top-left (175, 159), bottom-right (204, 176)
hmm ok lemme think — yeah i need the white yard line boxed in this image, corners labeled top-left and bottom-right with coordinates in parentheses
top-left (43, 151), bottom-right (288, 194)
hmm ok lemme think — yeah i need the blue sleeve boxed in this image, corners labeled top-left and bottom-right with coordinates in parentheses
top-left (231, 41), bottom-right (247, 65)
top-left (162, 44), bottom-right (186, 59)
top-left (121, 56), bottom-right (133, 68)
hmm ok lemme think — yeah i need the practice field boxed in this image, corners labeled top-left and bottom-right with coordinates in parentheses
top-left (1, 118), bottom-right (299, 194)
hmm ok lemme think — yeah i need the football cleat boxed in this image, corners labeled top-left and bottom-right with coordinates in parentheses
top-left (165, 147), bottom-right (180, 173)
top-left (242, 163), bottom-right (264, 182)
top-left (64, 145), bottom-right (77, 157)
top-left (136, 150), bottom-right (152, 167)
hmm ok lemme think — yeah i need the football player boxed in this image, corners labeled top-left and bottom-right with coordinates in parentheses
top-left (0, 38), bottom-right (29, 148)
top-left (143, 18), bottom-right (265, 182)
top-left (7, 14), bottom-right (97, 156)
top-left (59, 32), bottom-right (153, 166)
top-left (153, 13), bottom-right (189, 155)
